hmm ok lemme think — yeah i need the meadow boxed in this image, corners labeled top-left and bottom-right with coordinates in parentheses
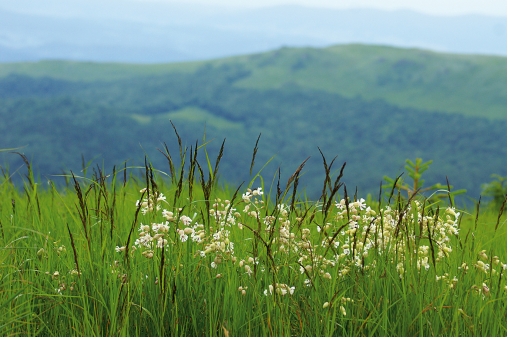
top-left (0, 138), bottom-right (506, 336)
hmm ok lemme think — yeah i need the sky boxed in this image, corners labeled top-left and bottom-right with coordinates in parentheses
top-left (145, 0), bottom-right (507, 17)
top-left (0, 0), bottom-right (505, 61)
top-left (1, 0), bottom-right (506, 18)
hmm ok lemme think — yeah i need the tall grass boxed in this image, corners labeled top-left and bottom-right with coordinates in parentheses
top-left (0, 136), bottom-right (505, 336)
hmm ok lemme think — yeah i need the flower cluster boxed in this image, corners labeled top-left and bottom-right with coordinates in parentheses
top-left (210, 198), bottom-right (240, 228)
top-left (135, 188), bottom-right (166, 215)
top-left (119, 188), bottom-right (205, 259)
top-left (322, 199), bottom-right (462, 277)
top-left (242, 187), bottom-right (263, 203)
top-left (204, 198), bottom-right (238, 267)
top-left (238, 256), bottom-right (260, 276)
top-left (44, 269), bottom-right (80, 295)
top-left (124, 184), bottom-right (505, 302)
top-left (264, 283), bottom-right (295, 296)
top-left (322, 297), bottom-right (354, 316)
top-left (436, 273), bottom-right (459, 289)
top-left (469, 250), bottom-right (506, 298)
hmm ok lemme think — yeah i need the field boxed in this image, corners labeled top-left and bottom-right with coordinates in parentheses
top-left (0, 140), bottom-right (506, 336)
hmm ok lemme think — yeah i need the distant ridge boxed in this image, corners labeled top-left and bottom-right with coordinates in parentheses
top-left (0, 44), bottom-right (505, 120)
top-left (0, 3), bottom-right (505, 63)
top-left (0, 44), bottom-right (505, 205)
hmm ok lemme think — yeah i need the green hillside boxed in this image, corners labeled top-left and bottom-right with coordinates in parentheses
top-left (0, 44), bottom-right (505, 119)
top-left (0, 59), bottom-right (201, 82)
top-left (232, 44), bottom-right (506, 120)
top-left (0, 44), bottom-right (505, 205)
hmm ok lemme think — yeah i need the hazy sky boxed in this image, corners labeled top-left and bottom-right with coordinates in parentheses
top-left (146, 0), bottom-right (507, 17)
top-left (1, 0), bottom-right (506, 18)
top-left (0, 0), bottom-right (505, 61)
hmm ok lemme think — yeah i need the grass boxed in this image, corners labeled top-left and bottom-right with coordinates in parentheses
top-left (0, 137), bottom-right (506, 336)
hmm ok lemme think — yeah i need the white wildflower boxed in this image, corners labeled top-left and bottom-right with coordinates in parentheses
top-left (180, 215), bottom-right (192, 226)
top-left (340, 305), bottom-right (347, 316)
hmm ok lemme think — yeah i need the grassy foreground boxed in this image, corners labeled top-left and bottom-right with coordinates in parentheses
top-left (0, 144), bottom-right (506, 336)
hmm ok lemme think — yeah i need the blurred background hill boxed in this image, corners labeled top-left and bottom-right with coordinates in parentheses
top-left (0, 0), bottom-right (505, 206)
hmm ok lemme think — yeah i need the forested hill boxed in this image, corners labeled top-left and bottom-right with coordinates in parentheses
top-left (0, 44), bottom-right (505, 205)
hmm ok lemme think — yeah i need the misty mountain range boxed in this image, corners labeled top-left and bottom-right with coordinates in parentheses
top-left (0, 43), bottom-right (505, 205)
top-left (0, 1), bottom-right (506, 63)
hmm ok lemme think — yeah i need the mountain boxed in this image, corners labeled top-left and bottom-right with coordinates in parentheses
top-left (0, 44), bottom-right (504, 119)
top-left (0, 2), bottom-right (505, 63)
top-left (0, 44), bottom-right (505, 206)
